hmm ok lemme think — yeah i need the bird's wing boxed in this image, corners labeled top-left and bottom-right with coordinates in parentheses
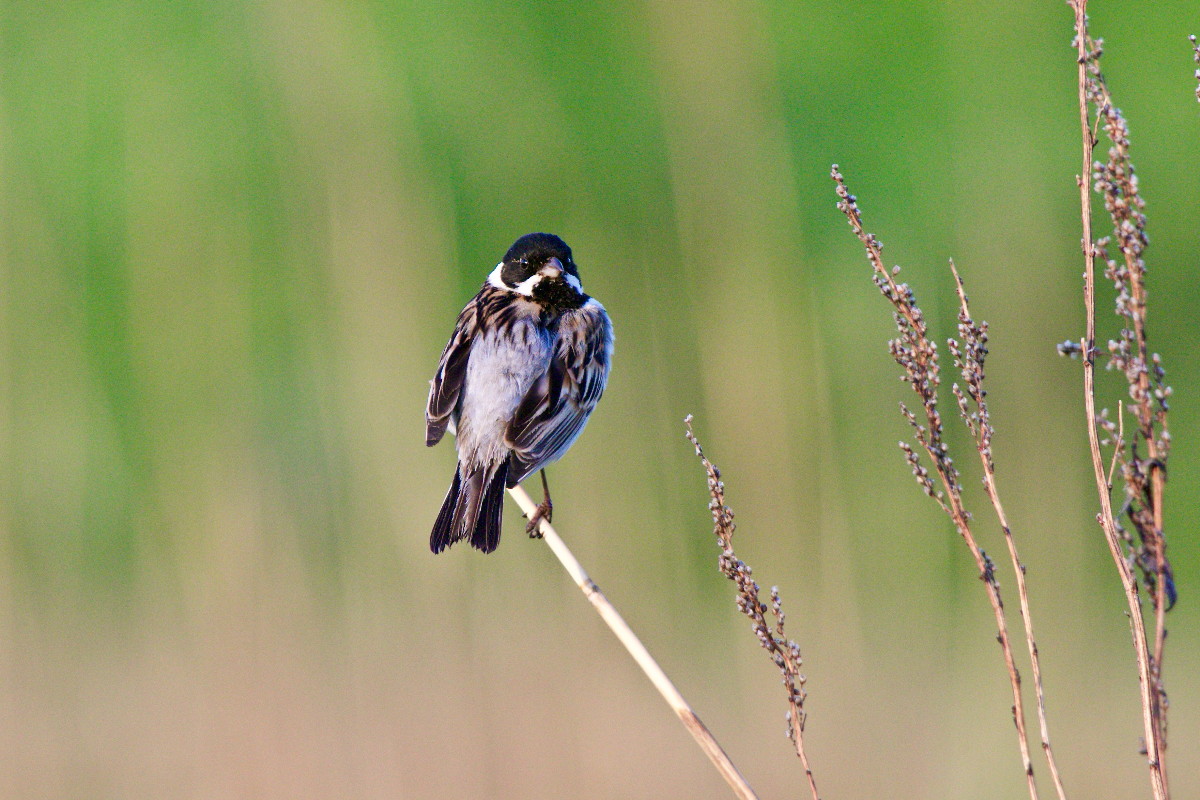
top-left (426, 298), bottom-right (480, 447)
top-left (506, 299), bottom-right (613, 485)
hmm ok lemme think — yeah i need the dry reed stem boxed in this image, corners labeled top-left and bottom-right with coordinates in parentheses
top-left (506, 484), bottom-right (759, 800)
top-left (682, 416), bottom-right (820, 800)
top-left (1077, 0), bottom-right (1173, 660)
top-left (832, 165), bottom-right (1039, 800)
top-left (1069, 3), bottom-right (1168, 798)
top-left (948, 264), bottom-right (1069, 800)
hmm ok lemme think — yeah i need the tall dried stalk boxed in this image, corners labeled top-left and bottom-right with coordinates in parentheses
top-left (947, 264), bottom-right (1068, 800)
top-left (683, 416), bottom-right (820, 800)
top-left (1067, 3), bottom-right (1170, 798)
top-left (507, 484), bottom-right (759, 800)
top-left (832, 166), bottom-right (1044, 800)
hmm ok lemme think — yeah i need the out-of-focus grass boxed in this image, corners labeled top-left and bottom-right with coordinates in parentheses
top-left (0, 1), bottom-right (1196, 798)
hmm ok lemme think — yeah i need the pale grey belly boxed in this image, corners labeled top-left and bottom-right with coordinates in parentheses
top-left (455, 324), bottom-right (552, 464)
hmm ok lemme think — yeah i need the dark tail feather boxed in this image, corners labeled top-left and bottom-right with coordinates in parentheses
top-left (438, 460), bottom-right (508, 554)
top-left (430, 467), bottom-right (463, 553)
top-left (471, 460), bottom-right (509, 553)
top-left (448, 465), bottom-right (488, 552)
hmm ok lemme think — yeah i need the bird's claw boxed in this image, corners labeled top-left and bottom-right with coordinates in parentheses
top-left (525, 500), bottom-right (552, 538)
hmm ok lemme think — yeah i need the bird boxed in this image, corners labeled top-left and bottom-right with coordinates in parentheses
top-left (426, 233), bottom-right (613, 553)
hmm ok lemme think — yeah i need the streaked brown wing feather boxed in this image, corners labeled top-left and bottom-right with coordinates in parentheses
top-left (426, 298), bottom-right (480, 446)
top-left (506, 302), bottom-right (612, 485)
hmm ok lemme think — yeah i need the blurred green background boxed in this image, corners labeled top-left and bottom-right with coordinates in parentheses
top-left (1, 0), bottom-right (1197, 797)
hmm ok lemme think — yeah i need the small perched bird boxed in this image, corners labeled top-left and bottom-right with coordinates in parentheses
top-left (426, 233), bottom-right (613, 553)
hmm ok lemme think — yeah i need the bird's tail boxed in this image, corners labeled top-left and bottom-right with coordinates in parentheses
top-left (430, 459), bottom-right (509, 554)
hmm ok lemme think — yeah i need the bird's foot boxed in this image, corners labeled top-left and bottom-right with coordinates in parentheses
top-left (525, 499), bottom-right (552, 538)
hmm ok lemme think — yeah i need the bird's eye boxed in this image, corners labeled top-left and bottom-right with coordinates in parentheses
top-left (500, 257), bottom-right (538, 287)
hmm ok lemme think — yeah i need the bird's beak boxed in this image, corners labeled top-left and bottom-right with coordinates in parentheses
top-left (538, 257), bottom-right (565, 280)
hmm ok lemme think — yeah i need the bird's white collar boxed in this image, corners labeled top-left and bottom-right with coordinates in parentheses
top-left (487, 262), bottom-right (584, 296)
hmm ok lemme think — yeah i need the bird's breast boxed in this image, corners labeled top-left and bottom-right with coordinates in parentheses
top-left (455, 319), bottom-right (554, 461)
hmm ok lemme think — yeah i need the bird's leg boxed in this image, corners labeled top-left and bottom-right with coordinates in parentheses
top-left (525, 469), bottom-right (553, 537)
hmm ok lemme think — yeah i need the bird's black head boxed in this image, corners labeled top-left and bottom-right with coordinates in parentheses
top-left (491, 233), bottom-right (588, 312)
top-left (498, 232), bottom-right (580, 287)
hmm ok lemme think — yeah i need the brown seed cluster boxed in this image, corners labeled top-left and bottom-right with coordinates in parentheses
top-left (832, 165), bottom-right (961, 508)
top-left (1077, 31), bottom-right (1174, 613)
top-left (683, 415), bottom-right (818, 798)
top-left (832, 165), bottom-right (1054, 798)
top-left (948, 264), bottom-right (994, 472)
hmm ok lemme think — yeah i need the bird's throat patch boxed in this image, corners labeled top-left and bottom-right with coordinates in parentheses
top-left (532, 280), bottom-right (588, 312)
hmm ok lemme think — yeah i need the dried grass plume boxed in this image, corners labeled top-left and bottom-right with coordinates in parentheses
top-left (684, 416), bottom-right (820, 800)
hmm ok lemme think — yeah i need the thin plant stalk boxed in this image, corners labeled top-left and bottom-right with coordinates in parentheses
top-left (833, 166), bottom-right (1039, 800)
top-left (684, 416), bottom-right (821, 800)
top-left (949, 265), bottom-right (1069, 800)
top-left (507, 484), bottom-right (759, 800)
top-left (1069, 3), bottom-right (1168, 798)
top-left (1079, 14), bottom-right (1171, 733)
